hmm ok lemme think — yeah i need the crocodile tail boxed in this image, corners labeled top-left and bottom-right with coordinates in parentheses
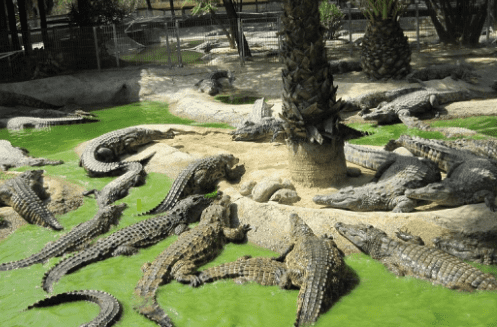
top-left (25, 290), bottom-right (122, 327)
top-left (41, 248), bottom-right (103, 293)
top-left (10, 180), bottom-right (63, 230)
top-left (294, 276), bottom-right (327, 327)
top-left (344, 142), bottom-right (395, 170)
top-left (0, 249), bottom-right (53, 271)
top-left (134, 297), bottom-right (174, 327)
top-left (135, 161), bottom-right (197, 216)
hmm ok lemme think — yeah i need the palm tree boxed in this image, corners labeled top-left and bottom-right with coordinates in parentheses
top-left (279, 0), bottom-right (358, 187)
top-left (358, 0), bottom-right (411, 80)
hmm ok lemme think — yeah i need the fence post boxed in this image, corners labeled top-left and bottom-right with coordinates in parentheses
top-left (112, 24), bottom-right (120, 68)
top-left (415, 0), bottom-right (420, 51)
top-left (238, 18), bottom-right (245, 67)
top-left (93, 26), bottom-right (101, 71)
top-left (164, 21), bottom-right (173, 67)
top-left (278, 16), bottom-right (283, 63)
top-left (487, 0), bottom-right (491, 43)
top-left (175, 20), bottom-right (183, 67)
top-left (348, 2), bottom-right (352, 56)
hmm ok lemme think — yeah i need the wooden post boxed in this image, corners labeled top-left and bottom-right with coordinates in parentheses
top-left (93, 26), bottom-right (101, 71)
top-left (415, 0), bottom-right (420, 51)
top-left (175, 20), bottom-right (183, 67)
top-left (165, 20), bottom-right (173, 67)
top-left (112, 24), bottom-right (120, 68)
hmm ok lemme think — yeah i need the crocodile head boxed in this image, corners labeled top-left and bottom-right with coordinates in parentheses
top-left (289, 213), bottom-right (315, 239)
top-left (334, 222), bottom-right (387, 255)
top-left (313, 186), bottom-right (369, 211)
top-left (219, 153), bottom-right (239, 168)
top-left (404, 182), bottom-right (454, 203)
top-left (182, 193), bottom-right (218, 224)
top-left (231, 122), bottom-right (265, 141)
top-left (100, 202), bottom-right (128, 225)
top-left (142, 129), bottom-right (175, 142)
top-left (199, 194), bottom-right (231, 225)
top-left (360, 108), bottom-right (398, 124)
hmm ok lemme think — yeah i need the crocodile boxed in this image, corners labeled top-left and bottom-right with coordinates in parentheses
top-left (0, 170), bottom-right (63, 230)
top-left (133, 194), bottom-right (251, 327)
top-left (0, 140), bottom-right (63, 171)
top-left (384, 135), bottom-right (483, 172)
top-left (231, 117), bottom-right (285, 142)
top-left (328, 59), bottom-right (362, 75)
top-left (405, 63), bottom-right (480, 84)
top-left (405, 158), bottom-right (497, 211)
top-left (335, 222), bottom-right (497, 290)
top-left (2, 115), bottom-right (99, 130)
top-left (342, 86), bottom-right (423, 112)
top-left (198, 255), bottom-right (288, 286)
top-left (0, 203), bottom-right (127, 271)
top-left (433, 231), bottom-right (497, 265)
top-left (79, 127), bottom-right (175, 177)
top-left (430, 138), bottom-right (497, 162)
top-left (0, 90), bottom-right (63, 109)
top-left (194, 70), bottom-right (235, 96)
top-left (313, 144), bottom-right (441, 212)
top-left (272, 213), bottom-right (346, 327)
top-left (136, 153), bottom-right (244, 216)
top-left (384, 135), bottom-right (497, 211)
top-left (83, 162), bottom-right (146, 208)
top-left (359, 88), bottom-right (475, 129)
top-left (25, 290), bottom-right (122, 327)
top-left (41, 194), bottom-right (216, 293)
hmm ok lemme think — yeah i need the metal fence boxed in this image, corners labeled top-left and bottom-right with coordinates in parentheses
top-left (1, 7), bottom-right (496, 83)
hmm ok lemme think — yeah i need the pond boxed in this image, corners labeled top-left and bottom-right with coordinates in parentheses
top-left (1, 102), bottom-right (496, 326)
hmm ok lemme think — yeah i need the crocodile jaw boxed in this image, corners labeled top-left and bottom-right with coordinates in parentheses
top-left (361, 109), bottom-right (397, 124)
top-left (405, 183), bottom-right (453, 202)
top-left (334, 222), bottom-right (372, 252)
top-left (144, 129), bottom-right (175, 141)
top-left (313, 187), bottom-right (363, 210)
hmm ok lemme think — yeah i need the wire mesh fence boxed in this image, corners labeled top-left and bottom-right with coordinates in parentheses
top-left (1, 6), bottom-right (496, 83)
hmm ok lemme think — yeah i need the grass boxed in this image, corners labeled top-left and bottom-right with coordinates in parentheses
top-left (346, 115), bottom-right (497, 146)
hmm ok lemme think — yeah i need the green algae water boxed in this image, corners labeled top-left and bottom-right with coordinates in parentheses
top-left (1, 103), bottom-right (497, 326)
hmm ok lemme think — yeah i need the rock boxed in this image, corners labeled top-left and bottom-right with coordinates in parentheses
top-left (393, 147), bottom-right (414, 157)
top-left (251, 177), bottom-right (283, 202)
top-left (269, 189), bottom-right (300, 204)
top-left (239, 180), bottom-right (257, 196)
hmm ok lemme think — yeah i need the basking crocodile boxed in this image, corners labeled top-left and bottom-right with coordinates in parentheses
top-left (41, 194), bottom-right (216, 293)
top-left (198, 255), bottom-right (288, 286)
top-left (313, 144), bottom-right (441, 212)
top-left (134, 194), bottom-right (251, 327)
top-left (405, 158), bottom-right (497, 211)
top-left (0, 90), bottom-right (63, 109)
top-left (0, 140), bottom-right (63, 171)
top-left (272, 213), bottom-right (345, 327)
top-left (405, 63), bottom-right (480, 84)
top-left (2, 114), bottom-right (99, 130)
top-left (384, 135), bottom-right (497, 211)
top-left (0, 170), bottom-right (63, 230)
top-left (80, 127), bottom-right (174, 177)
top-left (431, 138), bottom-right (497, 162)
top-left (335, 222), bottom-right (497, 291)
top-left (359, 88), bottom-right (474, 129)
top-left (0, 203), bottom-right (127, 271)
top-left (231, 117), bottom-right (285, 142)
top-left (342, 86), bottom-right (423, 112)
top-left (328, 59), bottom-right (362, 75)
top-left (433, 231), bottom-right (497, 265)
top-left (83, 162), bottom-right (146, 208)
top-left (25, 290), bottom-right (122, 327)
top-left (194, 70), bottom-right (235, 96)
top-left (136, 153), bottom-right (244, 216)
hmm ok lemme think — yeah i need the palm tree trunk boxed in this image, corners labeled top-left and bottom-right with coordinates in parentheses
top-left (5, 0), bottom-right (21, 50)
top-left (0, 0), bottom-right (11, 52)
top-left (37, 0), bottom-right (50, 49)
top-left (17, 0), bottom-right (33, 55)
top-left (280, 0), bottom-right (348, 187)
